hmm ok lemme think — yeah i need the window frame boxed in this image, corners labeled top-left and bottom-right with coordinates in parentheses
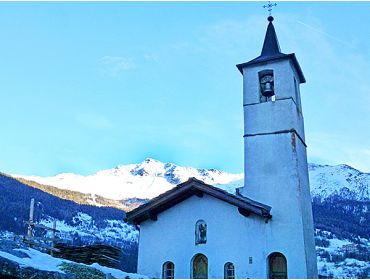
top-left (162, 261), bottom-right (174, 279)
top-left (224, 262), bottom-right (235, 279)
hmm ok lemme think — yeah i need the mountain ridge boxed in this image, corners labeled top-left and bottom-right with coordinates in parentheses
top-left (11, 158), bottom-right (369, 203)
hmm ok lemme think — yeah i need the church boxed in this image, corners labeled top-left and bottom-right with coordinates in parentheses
top-left (126, 15), bottom-right (318, 279)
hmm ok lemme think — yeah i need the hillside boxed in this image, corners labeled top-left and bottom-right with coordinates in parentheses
top-left (1, 159), bottom-right (370, 278)
top-left (13, 175), bottom-right (127, 210)
top-left (0, 173), bottom-right (138, 272)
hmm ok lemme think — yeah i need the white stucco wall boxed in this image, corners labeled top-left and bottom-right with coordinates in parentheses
top-left (242, 133), bottom-right (317, 278)
top-left (244, 98), bottom-right (305, 141)
top-left (137, 194), bottom-right (274, 279)
top-left (295, 131), bottom-right (319, 278)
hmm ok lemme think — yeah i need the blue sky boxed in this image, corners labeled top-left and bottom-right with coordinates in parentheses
top-left (0, 2), bottom-right (369, 176)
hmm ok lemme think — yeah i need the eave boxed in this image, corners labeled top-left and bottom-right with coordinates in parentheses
top-left (125, 177), bottom-right (272, 225)
top-left (236, 53), bottom-right (306, 84)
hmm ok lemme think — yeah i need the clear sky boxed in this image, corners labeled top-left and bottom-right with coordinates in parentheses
top-left (0, 1), bottom-right (369, 176)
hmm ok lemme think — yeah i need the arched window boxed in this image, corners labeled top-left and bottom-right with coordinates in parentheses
top-left (268, 252), bottom-right (287, 279)
top-left (195, 220), bottom-right (207, 245)
top-left (192, 254), bottom-right (208, 279)
top-left (224, 262), bottom-right (235, 279)
top-left (162, 261), bottom-right (174, 279)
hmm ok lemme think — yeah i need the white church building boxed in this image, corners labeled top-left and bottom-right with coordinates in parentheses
top-left (126, 15), bottom-right (318, 279)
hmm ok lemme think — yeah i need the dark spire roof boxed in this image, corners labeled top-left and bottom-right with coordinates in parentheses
top-left (236, 16), bottom-right (306, 83)
top-left (260, 16), bottom-right (281, 57)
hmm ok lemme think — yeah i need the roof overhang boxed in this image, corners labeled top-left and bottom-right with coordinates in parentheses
top-left (126, 177), bottom-right (272, 225)
top-left (236, 53), bottom-right (306, 84)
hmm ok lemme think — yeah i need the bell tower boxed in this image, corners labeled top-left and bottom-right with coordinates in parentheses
top-left (236, 16), bottom-right (318, 278)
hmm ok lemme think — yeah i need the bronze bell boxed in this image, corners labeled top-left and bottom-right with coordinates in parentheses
top-left (262, 82), bottom-right (274, 97)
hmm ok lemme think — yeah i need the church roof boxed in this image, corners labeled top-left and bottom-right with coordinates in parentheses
top-left (125, 177), bottom-right (272, 225)
top-left (236, 16), bottom-right (306, 83)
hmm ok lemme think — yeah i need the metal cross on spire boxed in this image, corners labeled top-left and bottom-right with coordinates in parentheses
top-left (263, 1), bottom-right (277, 16)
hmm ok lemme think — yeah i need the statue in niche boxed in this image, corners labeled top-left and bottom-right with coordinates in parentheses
top-left (195, 220), bottom-right (207, 245)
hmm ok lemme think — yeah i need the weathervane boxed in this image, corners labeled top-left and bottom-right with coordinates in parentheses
top-left (263, 1), bottom-right (277, 17)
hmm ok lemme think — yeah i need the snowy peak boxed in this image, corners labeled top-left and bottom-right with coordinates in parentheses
top-left (308, 163), bottom-right (369, 201)
top-left (126, 158), bottom-right (234, 185)
top-left (129, 158), bottom-right (170, 177)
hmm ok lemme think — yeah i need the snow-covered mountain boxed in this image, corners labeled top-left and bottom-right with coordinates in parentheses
top-left (13, 158), bottom-right (369, 202)
top-left (309, 163), bottom-right (369, 201)
top-left (13, 158), bottom-right (243, 200)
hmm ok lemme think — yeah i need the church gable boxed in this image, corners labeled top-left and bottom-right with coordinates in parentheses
top-left (126, 177), bottom-right (272, 225)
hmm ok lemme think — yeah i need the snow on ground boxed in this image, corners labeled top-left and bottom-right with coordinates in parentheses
top-left (0, 248), bottom-right (65, 273)
top-left (0, 247), bottom-right (147, 278)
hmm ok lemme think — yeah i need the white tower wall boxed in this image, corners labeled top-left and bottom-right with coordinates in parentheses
top-left (240, 58), bottom-right (318, 278)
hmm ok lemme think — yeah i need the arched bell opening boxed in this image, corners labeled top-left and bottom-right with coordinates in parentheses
top-left (259, 69), bottom-right (275, 102)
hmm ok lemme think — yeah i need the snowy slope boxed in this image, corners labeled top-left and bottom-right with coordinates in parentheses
top-left (13, 159), bottom-right (369, 202)
top-left (315, 229), bottom-right (370, 279)
top-left (0, 241), bottom-right (147, 279)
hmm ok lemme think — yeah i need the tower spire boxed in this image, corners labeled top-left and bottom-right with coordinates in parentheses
top-left (236, 7), bottom-right (306, 83)
top-left (260, 16), bottom-right (281, 57)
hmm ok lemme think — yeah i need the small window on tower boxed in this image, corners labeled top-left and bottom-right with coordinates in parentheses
top-left (294, 76), bottom-right (302, 110)
top-left (259, 70), bottom-right (275, 103)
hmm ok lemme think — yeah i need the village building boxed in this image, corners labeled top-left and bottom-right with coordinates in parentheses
top-left (126, 15), bottom-right (318, 279)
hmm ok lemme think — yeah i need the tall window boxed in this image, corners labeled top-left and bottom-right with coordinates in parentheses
top-left (195, 220), bottom-right (207, 245)
top-left (268, 252), bottom-right (287, 279)
top-left (162, 261), bottom-right (174, 279)
top-left (224, 262), bottom-right (235, 279)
